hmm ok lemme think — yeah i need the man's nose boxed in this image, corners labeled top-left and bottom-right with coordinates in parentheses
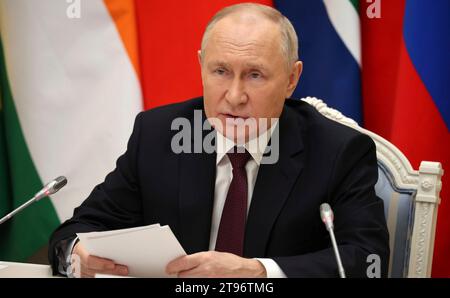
top-left (225, 78), bottom-right (248, 106)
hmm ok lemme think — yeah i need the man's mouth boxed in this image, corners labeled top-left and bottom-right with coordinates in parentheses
top-left (221, 113), bottom-right (249, 120)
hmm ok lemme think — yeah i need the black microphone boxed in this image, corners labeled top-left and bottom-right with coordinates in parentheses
top-left (320, 203), bottom-right (346, 278)
top-left (0, 176), bottom-right (67, 225)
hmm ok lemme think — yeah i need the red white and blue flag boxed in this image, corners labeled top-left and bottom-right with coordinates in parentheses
top-left (361, 0), bottom-right (450, 277)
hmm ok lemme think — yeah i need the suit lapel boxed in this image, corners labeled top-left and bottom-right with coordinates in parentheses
top-left (178, 110), bottom-right (217, 254)
top-left (244, 105), bottom-right (305, 257)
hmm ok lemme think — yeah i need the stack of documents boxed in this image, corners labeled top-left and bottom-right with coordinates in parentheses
top-left (77, 224), bottom-right (186, 277)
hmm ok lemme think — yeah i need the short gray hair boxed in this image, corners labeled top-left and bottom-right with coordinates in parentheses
top-left (200, 3), bottom-right (299, 68)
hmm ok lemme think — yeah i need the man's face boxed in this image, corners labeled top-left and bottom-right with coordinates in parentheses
top-left (199, 14), bottom-right (302, 142)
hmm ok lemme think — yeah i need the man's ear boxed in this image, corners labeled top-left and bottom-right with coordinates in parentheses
top-left (197, 50), bottom-right (202, 66)
top-left (286, 61), bottom-right (303, 98)
top-left (198, 50), bottom-right (205, 87)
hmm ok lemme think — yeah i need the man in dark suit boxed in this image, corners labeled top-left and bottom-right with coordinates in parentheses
top-left (49, 3), bottom-right (389, 277)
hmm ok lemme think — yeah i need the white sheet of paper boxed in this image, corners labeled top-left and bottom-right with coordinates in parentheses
top-left (77, 224), bottom-right (185, 277)
top-left (78, 223), bottom-right (160, 240)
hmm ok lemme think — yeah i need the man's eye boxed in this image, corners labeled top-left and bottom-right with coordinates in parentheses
top-left (215, 69), bottom-right (226, 75)
top-left (249, 72), bottom-right (261, 79)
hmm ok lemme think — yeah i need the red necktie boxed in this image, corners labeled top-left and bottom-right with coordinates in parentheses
top-left (215, 148), bottom-right (251, 256)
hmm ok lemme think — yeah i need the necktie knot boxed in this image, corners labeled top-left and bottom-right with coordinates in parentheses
top-left (227, 148), bottom-right (251, 169)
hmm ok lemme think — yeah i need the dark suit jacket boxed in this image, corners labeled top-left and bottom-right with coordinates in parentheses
top-left (49, 97), bottom-right (390, 277)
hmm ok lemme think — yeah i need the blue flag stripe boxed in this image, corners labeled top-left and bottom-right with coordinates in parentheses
top-left (275, 0), bottom-right (362, 124)
top-left (403, 0), bottom-right (450, 130)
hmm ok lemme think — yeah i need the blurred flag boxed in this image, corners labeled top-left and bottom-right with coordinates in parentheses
top-left (134, 0), bottom-right (273, 110)
top-left (0, 0), bottom-right (142, 261)
top-left (275, 0), bottom-right (362, 123)
top-left (0, 83), bottom-right (11, 222)
top-left (361, 0), bottom-right (450, 277)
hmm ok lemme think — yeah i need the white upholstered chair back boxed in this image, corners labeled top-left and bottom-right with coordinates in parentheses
top-left (302, 97), bottom-right (444, 278)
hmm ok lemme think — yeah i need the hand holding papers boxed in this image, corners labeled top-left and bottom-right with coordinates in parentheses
top-left (77, 224), bottom-right (186, 277)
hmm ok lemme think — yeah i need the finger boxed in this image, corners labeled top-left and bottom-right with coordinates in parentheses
top-left (178, 268), bottom-right (205, 278)
top-left (166, 254), bottom-right (201, 275)
top-left (178, 270), bottom-right (195, 278)
top-left (80, 268), bottom-right (95, 278)
top-left (82, 267), bottom-right (105, 278)
top-left (100, 265), bottom-right (129, 276)
top-left (71, 244), bottom-right (116, 272)
top-left (85, 255), bottom-right (116, 271)
top-left (72, 242), bottom-right (89, 260)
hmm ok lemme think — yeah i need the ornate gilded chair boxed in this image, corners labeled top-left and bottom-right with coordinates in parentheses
top-left (302, 97), bottom-right (443, 278)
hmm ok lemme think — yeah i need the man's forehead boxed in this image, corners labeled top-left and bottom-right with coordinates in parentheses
top-left (206, 25), bottom-right (281, 57)
top-left (202, 13), bottom-right (284, 67)
top-left (207, 60), bottom-right (269, 70)
top-left (203, 36), bottom-right (282, 69)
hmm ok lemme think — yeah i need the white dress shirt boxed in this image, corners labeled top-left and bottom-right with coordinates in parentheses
top-left (209, 122), bottom-right (286, 278)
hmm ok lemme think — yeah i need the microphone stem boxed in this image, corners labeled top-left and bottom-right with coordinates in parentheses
top-left (329, 227), bottom-right (346, 278)
top-left (0, 196), bottom-right (38, 225)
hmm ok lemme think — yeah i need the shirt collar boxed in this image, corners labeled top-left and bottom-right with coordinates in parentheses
top-left (216, 120), bottom-right (279, 166)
